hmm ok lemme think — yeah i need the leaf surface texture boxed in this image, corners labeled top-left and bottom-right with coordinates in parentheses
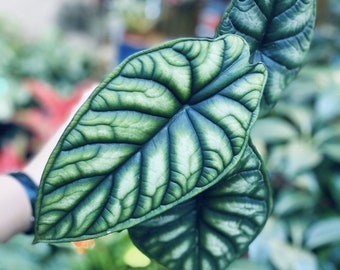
top-left (34, 35), bottom-right (267, 242)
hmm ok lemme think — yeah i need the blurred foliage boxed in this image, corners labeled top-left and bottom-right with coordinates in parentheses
top-left (0, 18), bottom-right (104, 125)
top-left (112, 0), bottom-right (163, 34)
top-left (0, 17), bottom-right (104, 172)
top-left (0, 234), bottom-right (82, 270)
top-left (242, 3), bottom-right (340, 266)
top-left (111, 0), bottom-right (202, 37)
top-left (246, 65), bottom-right (340, 270)
top-left (0, 231), bottom-right (167, 269)
top-left (0, 20), bottom-right (102, 94)
top-left (309, 0), bottom-right (340, 66)
top-left (1, 0), bottom-right (340, 269)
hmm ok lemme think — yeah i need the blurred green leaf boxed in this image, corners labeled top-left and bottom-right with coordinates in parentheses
top-left (319, 246), bottom-right (340, 270)
top-left (294, 172), bottom-right (319, 195)
top-left (315, 125), bottom-right (340, 162)
top-left (0, 27), bottom-right (100, 95)
top-left (251, 117), bottom-right (298, 143)
top-left (269, 240), bottom-right (318, 270)
top-left (274, 189), bottom-right (316, 216)
top-left (305, 218), bottom-right (340, 250)
top-left (0, 234), bottom-right (80, 270)
top-left (316, 89), bottom-right (340, 122)
top-left (320, 143), bottom-right (340, 162)
top-left (274, 102), bottom-right (314, 136)
top-left (0, 78), bottom-right (29, 120)
top-left (269, 139), bottom-right (322, 177)
top-left (284, 66), bottom-right (326, 103)
top-left (249, 217), bottom-right (288, 262)
top-left (314, 125), bottom-right (340, 145)
top-left (228, 259), bottom-right (271, 270)
top-left (329, 173), bottom-right (340, 209)
top-left (288, 217), bottom-right (312, 247)
top-left (74, 232), bottom-right (166, 270)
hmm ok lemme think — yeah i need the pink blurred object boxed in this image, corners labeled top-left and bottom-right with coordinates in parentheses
top-left (0, 143), bottom-right (25, 173)
top-left (14, 79), bottom-right (96, 143)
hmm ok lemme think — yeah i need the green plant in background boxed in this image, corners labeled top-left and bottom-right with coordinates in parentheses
top-left (0, 22), bottom-right (102, 123)
top-left (33, 0), bottom-right (316, 269)
top-left (248, 66), bottom-right (340, 270)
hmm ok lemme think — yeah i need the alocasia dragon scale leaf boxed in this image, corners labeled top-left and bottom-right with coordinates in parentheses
top-left (215, 0), bottom-right (316, 113)
top-left (34, 34), bottom-right (267, 243)
top-left (129, 141), bottom-right (273, 270)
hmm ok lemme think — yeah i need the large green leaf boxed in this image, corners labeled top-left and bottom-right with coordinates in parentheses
top-left (216, 0), bottom-right (316, 113)
top-left (304, 218), bottom-right (340, 250)
top-left (34, 35), bottom-right (267, 243)
top-left (129, 142), bottom-right (272, 270)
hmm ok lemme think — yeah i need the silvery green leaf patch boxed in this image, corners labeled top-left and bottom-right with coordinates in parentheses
top-left (34, 35), bottom-right (266, 243)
